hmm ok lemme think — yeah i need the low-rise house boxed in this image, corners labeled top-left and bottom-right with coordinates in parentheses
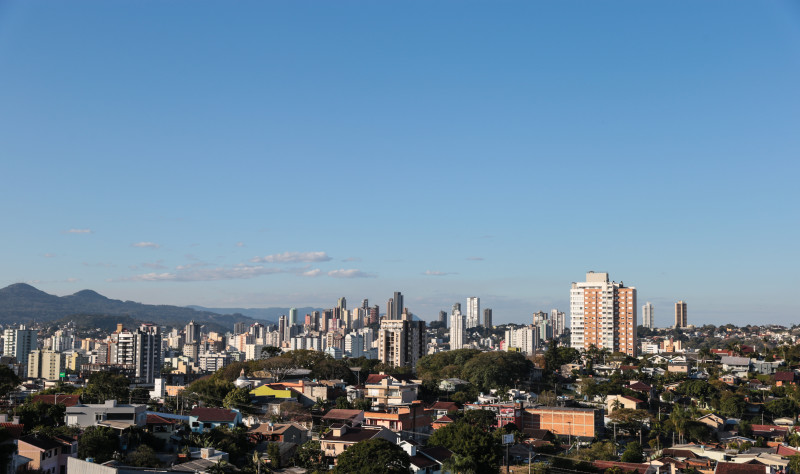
top-left (248, 422), bottom-right (309, 444)
top-left (65, 400), bottom-right (146, 428)
top-left (606, 395), bottom-right (646, 414)
top-left (321, 408), bottom-right (364, 427)
top-left (431, 415), bottom-right (455, 430)
top-left (721, 356), bottom-right (753, 375)
top-left (320, 424), bottom-right (397, 460)
top-left (189, 407), bottom-right (242, 433)
top-left (400, 440), bottom-right (453, 474)
top-left (750, 424), bottom-right (788, 441)
top-left (697, 413), bottom-right (726, 432)
top-left (364, 374), bottom-right (419, 407)
top-left (429, 401), bottom-right (459, 419)
top-left (773, 371), bottom-right (798, 386)
top-left (18, 434), bottom-right (77, 474)
top-left (363, 403), bottom-right (431, 435)
top-left (145, 414), bottom-right (182, 446)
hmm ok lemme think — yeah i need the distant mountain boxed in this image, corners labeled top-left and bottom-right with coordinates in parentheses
top-left (188, 306), bottom-right (323, 322)
top-left (0, 283), bottom-right (270, 331)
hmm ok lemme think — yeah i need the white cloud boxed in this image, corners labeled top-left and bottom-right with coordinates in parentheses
top-left (251, 251), bottom-right (332, 263)
top-left (65, 277), bottom-right (79, 283)
top-left (141, 261), bottom-right (167, 270)
top-left (342, 257), bottom-right (361, 262)
top-left (424, 270), bottom-right (457, 276)
top-left (123, 264), bottom-right (288, 282)
top-left (132, 241), bottom-right (160, 249)
top-left (65, 228), bottom-right (92, 234)
top-left (236, 242), bottom-right (245, 247)
top-left (43, 253), bottom-right (56, 258)
top-left (327, 269), bottom-right (376, 279)
top-left (302, 269), bottom-right (322, 277)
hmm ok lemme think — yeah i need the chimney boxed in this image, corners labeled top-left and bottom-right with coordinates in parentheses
top-left (200, 447), bottom-right (215, 459)
top-left (104, 400), bottom-right (117, 407)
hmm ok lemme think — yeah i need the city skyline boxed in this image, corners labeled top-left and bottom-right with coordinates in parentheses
top-left (1, 1), bottom-right (798, 326)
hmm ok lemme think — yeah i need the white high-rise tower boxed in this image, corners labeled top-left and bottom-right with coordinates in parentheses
top-left (450, 309), bottom-right (465, 350)
top-left (642, 302), bottom-right (654, 329)
top-left (466, 297), bottom-right (480, 329)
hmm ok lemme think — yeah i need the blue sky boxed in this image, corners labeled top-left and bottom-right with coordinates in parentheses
top-left (1, 1), bottom-right (798, 326)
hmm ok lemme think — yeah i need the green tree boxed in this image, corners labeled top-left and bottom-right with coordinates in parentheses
top-left (462, 409), bottom-right (496, 430)
top-left (462, 351), bottom-right (532, 392)
top-left (82, 372), bottom-right (130, 404)
top-left (78, 426), bottom-right (120, 463)
top-left (788, 454), bottom-right (800, 474)
top-left (126, 445), bottom-right (160, 467)
top-left (266, 442), bottom-right (281, 468)
top-left (0, 365), bottom-right (21, 401)
top-left (766, 397), bottom-right (797, 418)
top-left (293, 440), bottom-right (324, 471)
top-left (333, 438), bottom-right (410, 474)
top-left (223, 387), bottom-right (253, 412)
top-left (14, 401), bottom-right (66, 433)
top-left (428, 420), bottom-right (502, 473)
top-left (621, 441), bottom-right (644, 463)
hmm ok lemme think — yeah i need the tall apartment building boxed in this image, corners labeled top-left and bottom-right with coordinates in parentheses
top-left (674, 301), bottom-right (687, 328)
top-left (233, 322), bottom-right (248, 335)
top-left (110, 329), bottom-right (135, 366)
top-left (185, 320), bottom-right (200, 345)
top-left (450, 309), bottom-right (465, 350)
top-left (387, 292), bottom-right (404, 320)
top-left (438, 311), bottom-right (447, 326)
top-left (483, 308), bottom-right (493, 328)
top-left (3, 327), bottom-right (38, 372)
top-left (377, 313), bottom-right (425, 368)
top-left (551, 310), bottom-right (566, 337)
top-left (289, 308), bottom-right (298, 326)
top-left (505, 326), bottom-right (537, 355)
top-left (642, 302), bottom-right (654, 329)
top-left (28, 350), bottom-right (63, 380)
top-left (570, 271), bottom-right (637, 357)
top-left (466, 297), bottom-right (480, 329)
top-left (135, 324), bottom-right (162, 385)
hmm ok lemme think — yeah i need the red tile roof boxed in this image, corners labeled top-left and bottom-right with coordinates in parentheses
top-left (146, 414), bottom-right (180, 425)
top-left (430, 401), bottom-right (458, 411)
top-left (715, 461), bottom-right (767, 474)
top-left (322, 409), bottom-right (364, 421)
top-left (32, 394), bottom-right (81, 407)
top-left (364, 374), bottom-right (389, 384)
top-left (0, 423), bottom-right (24, 438)
top-left (774, 372), bottom-right (797, 382)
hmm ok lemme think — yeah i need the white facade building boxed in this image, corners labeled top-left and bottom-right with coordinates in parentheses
top-left (466, 297), bottom-right (480, 329)
top-left (450, 309), bottom-right (465, 350)
top-left (504, 326), bottom-right (537, 355)
top-left (642, 302), bottom-right (654, 329)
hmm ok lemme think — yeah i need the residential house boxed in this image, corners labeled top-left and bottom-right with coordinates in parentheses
top-left (145, 414), bottom-right (182, 446)
top-left (189, 407), bottom-right (242, 433)
top-left (320, 424), bottom-right (397, 459)
top-left (773, 371), bottom-right (798, 387)
top-left (606, 394), bottom-right (646, 414)
top-left (65, 400), bottom-right (146, 428)
top-left (321, 409), bottom-right (365, 427)
top-left (697, 414), bottom-right (726, 433)
top-left (714, 461), bottom-right (769, 474)
top-left (248, 422), bottom-right (309, 445)
top-left (428, 401), bottom-right (458, 419)
top-left (18, 434), bottom-right (77, 474)
top-left (363, 403), bottom-right (431, 436)
top-left (364, 374), bottom-right (419, 407)
top-left (31, 394), bottom-right (81, 408)
top-left (399, 440), bottom-right (453, 474)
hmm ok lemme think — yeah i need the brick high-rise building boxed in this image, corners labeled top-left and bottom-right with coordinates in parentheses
top-left (674, 301), bottom-right (687, 328)
top-left (570, 271), bottom-right (637, 356)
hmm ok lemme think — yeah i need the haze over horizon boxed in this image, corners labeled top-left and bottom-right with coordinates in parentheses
top-left (1, 1), bottom-right (798, 327)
